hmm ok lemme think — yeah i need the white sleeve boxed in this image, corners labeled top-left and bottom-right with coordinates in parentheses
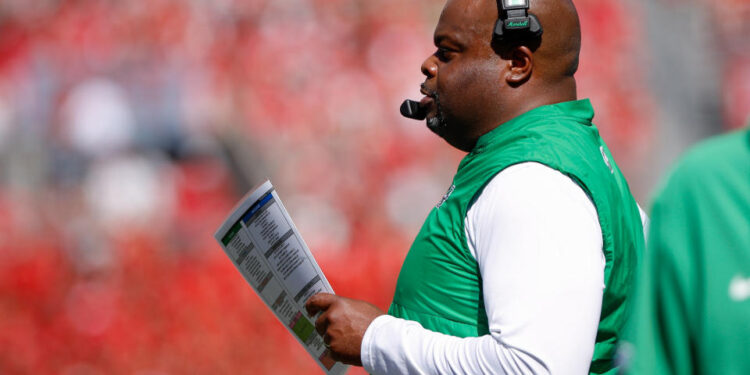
top-left (361, 162), bottom-right (605, 375)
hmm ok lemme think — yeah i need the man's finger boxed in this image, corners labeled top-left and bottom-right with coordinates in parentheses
top-left (328, 350), bottom-right (345, 364)
top-left (314, 309), bottom-right (330, 336)
top-left (305, 292), bottom-right (337, 316)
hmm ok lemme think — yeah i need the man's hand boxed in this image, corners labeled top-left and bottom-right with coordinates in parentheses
top-left (304, 293), bottom-right (385, 366)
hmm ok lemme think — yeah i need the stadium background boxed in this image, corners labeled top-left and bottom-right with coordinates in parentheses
top-left (0, 0), bottom-right (747, 373)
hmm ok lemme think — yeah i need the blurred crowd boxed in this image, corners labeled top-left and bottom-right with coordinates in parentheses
top-left (0, 0), bottom-right (747, 374)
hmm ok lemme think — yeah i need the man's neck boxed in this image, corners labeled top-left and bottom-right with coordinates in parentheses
top-left (497, 79), bottom-right (577, 127)
top-left (460, 80), bottom-right (577, 152)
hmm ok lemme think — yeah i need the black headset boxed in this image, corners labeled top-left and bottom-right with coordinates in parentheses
top-left (493, 0), bottom-right (543, 42)
top-left (400, 0), bottom-right (543, 120)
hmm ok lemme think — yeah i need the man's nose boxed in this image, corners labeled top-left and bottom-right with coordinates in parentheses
top-left (421, 55), bottom-right (437, 78)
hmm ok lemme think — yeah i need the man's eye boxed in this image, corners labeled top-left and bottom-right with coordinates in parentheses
top-left (435, 48), bottom-right (453, 61)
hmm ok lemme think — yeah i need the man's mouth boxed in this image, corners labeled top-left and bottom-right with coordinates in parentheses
top-left (418, 85), bottom-right (447, 135)
top-left (419, 95), bottom-right (434, 108)
top-left (419, 84), bottom-right (438, 119)
top-left (420, 83), bottom-right (436, 99)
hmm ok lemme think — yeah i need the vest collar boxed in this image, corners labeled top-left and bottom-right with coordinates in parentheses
top-left (472, 99), bottom-right (595, 154)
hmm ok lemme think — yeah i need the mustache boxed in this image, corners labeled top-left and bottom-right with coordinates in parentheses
top-left (420, 83), bottom-right (437, 98)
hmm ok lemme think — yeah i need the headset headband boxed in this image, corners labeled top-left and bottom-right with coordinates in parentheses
top-left (493, 0), bottom-right (543, 41)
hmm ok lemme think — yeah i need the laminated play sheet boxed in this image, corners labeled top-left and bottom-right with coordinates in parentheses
top-left (214, 180), bottom-right (347, 375)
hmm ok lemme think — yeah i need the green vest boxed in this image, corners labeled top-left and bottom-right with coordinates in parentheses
top-left (389, 99), bottom-right (644, 374)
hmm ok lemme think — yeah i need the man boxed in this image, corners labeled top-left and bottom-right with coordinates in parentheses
top-left (306, 0), bottom-right (645, 373)
top-left (625, 128), bottom-right (750, 374)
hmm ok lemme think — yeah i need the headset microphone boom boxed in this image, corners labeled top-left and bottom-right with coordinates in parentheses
top-left (400, 99), bottom-right (427, 120)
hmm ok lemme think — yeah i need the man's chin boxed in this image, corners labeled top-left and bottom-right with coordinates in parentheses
top-left (427, 119), bottom-right (475, 152)
top-left (426, 116), bottom-right (444, 135)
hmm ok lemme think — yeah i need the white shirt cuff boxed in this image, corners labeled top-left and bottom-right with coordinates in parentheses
top-left (361, 314), bottom-right (398, 374)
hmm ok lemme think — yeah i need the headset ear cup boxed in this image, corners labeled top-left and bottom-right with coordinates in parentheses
top-left (528, 14), bottom-right (543, 36)
top-left (493, 18), bottom-right (505, 41)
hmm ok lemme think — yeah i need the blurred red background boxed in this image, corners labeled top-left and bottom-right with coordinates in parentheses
top-left (0, 0), bottom-right (747, 373)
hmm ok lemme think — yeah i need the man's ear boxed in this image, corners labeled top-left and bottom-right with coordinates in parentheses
top-left (504, 46), bottom-right (533, 87)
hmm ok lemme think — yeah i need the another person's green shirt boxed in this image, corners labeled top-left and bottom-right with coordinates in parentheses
top-left (626, 129), bottom-right (750, 374)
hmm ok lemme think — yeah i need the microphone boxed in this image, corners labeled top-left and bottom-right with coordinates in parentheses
top-left (400, 99), bottom-right (427, 120)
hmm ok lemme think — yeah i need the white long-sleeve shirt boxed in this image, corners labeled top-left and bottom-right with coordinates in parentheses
top-left (361, 162), bottom-right (644, 374)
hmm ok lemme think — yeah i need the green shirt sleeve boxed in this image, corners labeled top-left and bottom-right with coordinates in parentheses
top-left (627, 168), bottom-right (700, 375)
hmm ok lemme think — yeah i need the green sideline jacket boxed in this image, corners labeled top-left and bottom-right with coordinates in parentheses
top-left (626, 129), bottom-right (750, 375)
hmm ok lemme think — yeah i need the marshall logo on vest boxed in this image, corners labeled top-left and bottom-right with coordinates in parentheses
top-left (436, 184), bottom-right (455, 208)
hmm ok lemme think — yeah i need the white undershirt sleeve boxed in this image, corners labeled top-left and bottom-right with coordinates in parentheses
top-left (361, 162), bottom-right (605, 375)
